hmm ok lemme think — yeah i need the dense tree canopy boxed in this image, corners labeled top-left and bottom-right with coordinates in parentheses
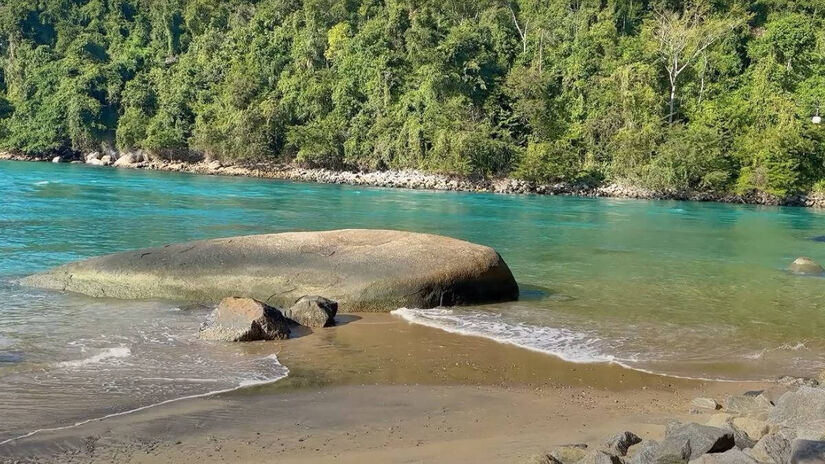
top-left (1, 0), bottom-right (824, 195)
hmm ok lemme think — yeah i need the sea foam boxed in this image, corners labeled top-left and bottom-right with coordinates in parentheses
top-left (391, 307), bottom-right (615, 364)
top-left (56, 346), bottom-right (132, 368)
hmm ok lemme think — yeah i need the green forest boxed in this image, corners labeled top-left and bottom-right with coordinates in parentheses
top-left (0, 1), bottom-right (824, 195)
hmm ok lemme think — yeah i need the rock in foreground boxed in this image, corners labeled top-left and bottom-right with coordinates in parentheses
top-left (22, 229), bottom-right (519, 312)
top-left (198, 297), bottom-right (290, 342)
top-left (283, 295), bottom-right (337, 328)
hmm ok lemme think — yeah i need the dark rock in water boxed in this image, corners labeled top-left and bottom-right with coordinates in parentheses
top-left (605, 431), bottom-right (642, 456)
top-left (690, 448), bottom-right (757, 464)
top-left (653, 423), bottom-right (734, 462)
top-left (810, 236), bottom-right (825, 242)
top-left (0, 351), bottom-right (24, 363)
top-left (788, 257), bottom-right (825, 275)
top-left (769, 387), bottom-right (825, 429)
top-left (283, 295), bottom-right (337, 328)
top-left (747, 428), bottom-right (797, 464)
top-left (790, 439), bottom-right (825, 464)
top-left (198, 297), bottom-right (290, 342)
top-left (22, 229), bottom-right (519, 312)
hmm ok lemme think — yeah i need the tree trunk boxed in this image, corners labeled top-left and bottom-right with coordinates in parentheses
top-left (669, 83), bottom-right (676, 125)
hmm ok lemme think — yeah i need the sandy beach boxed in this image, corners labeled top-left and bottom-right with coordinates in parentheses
top-left (0, 314), bottom-right (778, 463)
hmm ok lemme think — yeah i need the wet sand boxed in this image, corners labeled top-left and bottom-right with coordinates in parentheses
top-left (0, 314), bottom-right (778, 463)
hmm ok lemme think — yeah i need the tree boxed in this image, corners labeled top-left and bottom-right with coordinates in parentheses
top-left (653, 2), bottom-right (746, 124)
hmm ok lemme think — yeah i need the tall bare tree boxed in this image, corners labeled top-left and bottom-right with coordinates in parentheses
top-left (654, 3), bottom-right (746, 124)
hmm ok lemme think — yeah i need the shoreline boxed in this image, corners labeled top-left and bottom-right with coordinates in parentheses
top-left (4, 151), bottom-right (825, 208)
top-left (0, 314), bottom-right (783, 463)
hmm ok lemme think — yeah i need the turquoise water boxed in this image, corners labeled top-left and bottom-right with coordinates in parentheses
top-left (2, 159), bottom-right (825, 439)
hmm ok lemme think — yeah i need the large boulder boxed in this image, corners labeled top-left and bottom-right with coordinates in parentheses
top-left (747, 428), bottom-right (797, 464)
top-left (198, 297), bottom-right (290, 342)
top-left (725, 393), bottom-right (773, 419)
top-left (283, 295), bottom-right (337, 328)
top-left (769, 387), bottom-right (825, 429)
top-left (651, 423), bottom-right (735, 463)
top-left (789, 257), bottom-right (824, 275)
top-left (21, 229), bottom-right (519, 312)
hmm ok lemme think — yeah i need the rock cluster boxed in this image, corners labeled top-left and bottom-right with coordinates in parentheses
top-left (534, 385), bottom-right (825, 464)
top-left (8, 150), bottom-right (825, 208)
top-left (199, 295), bottom-right (339, 342)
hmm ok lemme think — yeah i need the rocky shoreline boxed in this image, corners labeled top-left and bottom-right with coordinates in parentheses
top-left (4, 151), bottom-right (825, 208)
top-left (537, 377), bottom-right (825, 464)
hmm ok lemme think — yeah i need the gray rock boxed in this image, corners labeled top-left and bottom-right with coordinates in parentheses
top-left (693, 398), bottom-right (722, 411)
top-left (605, 431), bottom-right (643, 456)
top-left (577, 450), bottom-right (623, 464)
top-left (769, 387), bottom-right (825, 429)
top-left (628, 440), bottom-right (658, 464)
top-left (655, 423), bottom-right (735, 462)
top-left (22, 230), bottom-right (519, 312)
top-left (689, 449), bottom-right (757, 464)
top-left (283, 295), bottom-right (337, 328)
top-left (747, 428), bottom-right (797, 464)
top-left (790, 439), bottom-right (825, 464)
top-left (198, 297), bottom-right (290, 342)
top-left (778, 376), bottom-right (819, 388)
top-left (789, 257), bottom-right (824, 275)
top-left (725, 394), bottom-right (773, 419)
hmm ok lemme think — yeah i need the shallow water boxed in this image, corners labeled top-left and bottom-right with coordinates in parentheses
top-left (2, 160), bottom-right (825, 439)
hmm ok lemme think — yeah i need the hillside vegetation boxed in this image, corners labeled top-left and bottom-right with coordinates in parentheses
top-left (1, 1), bottom-right (824, 195)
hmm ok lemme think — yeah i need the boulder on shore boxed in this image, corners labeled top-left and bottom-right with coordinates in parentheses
top-left (21, 229), bottom-right (520, 312)
top-left (198, 297), bottom-right (290, 342)
top-left (283, 295), bottom-right (337, 328)
top-left (789, 257), bottom-right (824, 275)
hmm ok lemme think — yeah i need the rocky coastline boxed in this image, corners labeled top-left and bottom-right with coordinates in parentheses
top-left (535, 377), bottom-right (825, 464)
top-left (4, 150), bottom-right (825, 208)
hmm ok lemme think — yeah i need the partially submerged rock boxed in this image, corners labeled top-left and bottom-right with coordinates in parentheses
top-left (283, 296), bottom-right (337, 328)
top-left (198, 297), bottom-right (290, 342)
top-left (21, 229), bottom-right (519, 312)
top-left (789, 257), bottom-right (824, 275)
